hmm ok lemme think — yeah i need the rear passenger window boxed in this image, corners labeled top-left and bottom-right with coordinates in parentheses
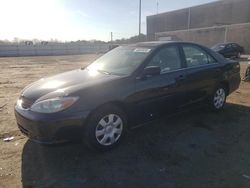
top-left (225, 44), bottom-right (230, 48)
top-left (183, 45), bottom-right (216, 67)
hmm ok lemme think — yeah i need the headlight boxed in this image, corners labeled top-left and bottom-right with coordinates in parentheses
top-left (30, 97), bottom-right (78, 113)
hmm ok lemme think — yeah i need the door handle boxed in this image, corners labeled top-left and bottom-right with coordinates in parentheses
top-left (176, 74), bottom-right (186, 81)
top-left (215, 68), bottom-right (220, 73)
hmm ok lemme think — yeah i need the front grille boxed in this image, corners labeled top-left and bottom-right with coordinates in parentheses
top-left (20, 96), bottom-right (34, 109)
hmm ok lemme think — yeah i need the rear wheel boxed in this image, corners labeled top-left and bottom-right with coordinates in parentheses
top-left (83, 105), bottom-right (126, 151)
top-left (209, 85), bottom-right (227, 111)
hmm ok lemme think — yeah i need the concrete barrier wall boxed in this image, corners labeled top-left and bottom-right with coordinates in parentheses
top-left (189, 0), bottom-right (250, 29)
top-left (147, 0), bottom-right (250, 40)
top-left (147, 0), bottom-right (250, 50)
top-left (155, 23), bottom-right (250, 52)
top-left (227, 24), bottom-right (250, 52)
top-left (0, 43), bottom-right (110, 57)
top-left (147, 8), bottom-right (189, 38)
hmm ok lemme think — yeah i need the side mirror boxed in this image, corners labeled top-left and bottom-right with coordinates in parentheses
top-left (141, 66), bottom-right (161, 78)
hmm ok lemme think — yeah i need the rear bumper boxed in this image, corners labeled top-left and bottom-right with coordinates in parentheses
top-left (15, 106), bottom-right (91, 144)
top-left (228, 73), bottom-right (241, 95)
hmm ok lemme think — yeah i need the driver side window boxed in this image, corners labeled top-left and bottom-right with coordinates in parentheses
top-left (146, 46), bottom-right (181, 74)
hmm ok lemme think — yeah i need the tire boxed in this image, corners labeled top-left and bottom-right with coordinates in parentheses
top-left (209, 85), bottom-right (227, 112)
top-left (83, 105), bottom-right (127, 151)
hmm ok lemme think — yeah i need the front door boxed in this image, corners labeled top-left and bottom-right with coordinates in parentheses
top-left (130, 44), bottom-right (187, 125)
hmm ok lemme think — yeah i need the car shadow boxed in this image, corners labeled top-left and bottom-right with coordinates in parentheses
top-left (21, 103), bottom-right (250, 188)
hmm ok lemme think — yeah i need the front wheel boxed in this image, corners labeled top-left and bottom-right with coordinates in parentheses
top-left (209, 86), bottom-right (227, 111)
top-left (83, 105), bottom-right (127, 151)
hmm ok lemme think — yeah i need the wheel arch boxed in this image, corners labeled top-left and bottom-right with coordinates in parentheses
top-left (218, 81), bottom-right (229, 96)
top-left (84, 101), bottom-right (130, 128)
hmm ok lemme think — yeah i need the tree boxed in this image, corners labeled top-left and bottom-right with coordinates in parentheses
top-left (114, 34), bottom-right (147, 44)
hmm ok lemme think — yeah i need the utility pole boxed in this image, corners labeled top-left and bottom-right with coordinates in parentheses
top-left (139, 0), bottom-right (141, 35)
top-left (157, 0), bottom-right (159, 14)
top-left (110, 32), bottom-right (113, 43)
top-left (187, 7), bottom-right (191, 30)
top-left (224, 26), bottom-right (228, 43)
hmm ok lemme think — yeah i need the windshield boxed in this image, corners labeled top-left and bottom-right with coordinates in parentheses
top-left (87, 46), bottom-right (151, 76)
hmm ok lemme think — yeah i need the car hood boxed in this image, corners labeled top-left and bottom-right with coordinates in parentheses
top-left (21, 69), bottom-right (120, 102)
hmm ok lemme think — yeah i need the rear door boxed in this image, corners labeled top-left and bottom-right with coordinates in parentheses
top-left (181, 44), bottom-right (221, 104)
top-left (130, 44), bottom-right (187, 124)
top-left (223, 44), bottom-right (235, 57)
top-left (231, 43), bottom-right (240, 56)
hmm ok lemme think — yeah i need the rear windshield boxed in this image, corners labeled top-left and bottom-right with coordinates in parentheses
top-left (211, 44), bottom-right (226, 50)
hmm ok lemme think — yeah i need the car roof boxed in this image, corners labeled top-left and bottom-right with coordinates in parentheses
top-left (215, 42), bottom-right (238, 46)
top-left (129, 41), bottom-right (198, 48)
top-left (135, 41), bottom-right (176, 47)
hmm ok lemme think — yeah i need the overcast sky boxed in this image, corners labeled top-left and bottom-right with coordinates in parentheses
top-left (0, 0), bottom-right (218, 41)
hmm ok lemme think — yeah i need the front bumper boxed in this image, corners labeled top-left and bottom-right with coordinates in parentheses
top-left (15, 106), bottom-right (91, 144)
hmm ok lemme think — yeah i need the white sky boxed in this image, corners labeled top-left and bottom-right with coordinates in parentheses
top-left (0, 0), bottom-right (84, 41)
top-left (0, 0), bottom-right (218, 42)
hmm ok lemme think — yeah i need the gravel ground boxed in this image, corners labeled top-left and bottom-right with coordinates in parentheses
top-left (0, 54), bottom-right (250, 188)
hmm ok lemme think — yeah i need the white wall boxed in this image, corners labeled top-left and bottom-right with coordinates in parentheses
top-left (0, 43), bottom-right (110, 57)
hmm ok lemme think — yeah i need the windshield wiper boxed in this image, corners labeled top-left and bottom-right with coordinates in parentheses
top-left (97, 70), bottom-right (111, 75)
top-left (86, 68), bottom-right (123, 76)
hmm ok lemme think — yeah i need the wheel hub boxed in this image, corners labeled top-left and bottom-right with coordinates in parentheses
top-left (105, 125), bottom-right (113, 134)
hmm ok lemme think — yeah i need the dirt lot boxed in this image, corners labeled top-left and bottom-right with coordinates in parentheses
top-left (0, 54), bottom-right (250, 188)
